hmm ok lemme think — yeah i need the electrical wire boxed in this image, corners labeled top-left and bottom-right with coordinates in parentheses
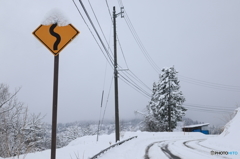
top-left (179, 75), bottom-right (240, 92)
top-left (119, 73), bottom-right (151, 98)
top-left (184, 103), bottom-right (236, 109)
top-left (118, 72), bottom-right (152, 98)
top-left (183, 104), bottom-right (235, 113)
top-left (72, 0), bottom-right (113, 68)
top-left (77, 0), bottom-right (152, 98)
top-left (73, 0), bottom-right (151, 98)
top-left (88, 0), bottom-right (114, 57)
top-left (105, 0), bottom-right (113, 21)
top-left (73, 0), bottom-right (239, 118)
top-left (117, 0), bottom-right (123, 7)
top-left (74, 0), bottom-right (237, 116)
top-left (116, 1), bottom-right (159, 73)
top-left (119, 0), bottom-right (240, 91)
top-left (117, 37), bottom-right (129, 69)
top-left (78, 0), bottom-right (114, 66)
top-left (101, 76), bottom-right (113, 126)
top-left (104, 0), bottom-right (152, 97)
top-left (124, 12), bottom-right (161, 74)
top-left (185, 107), bottom-right (233, 114)
top-left (183, 105), bottom-right (234, 112)
top-left (105, 1), bottom-right (130, 69)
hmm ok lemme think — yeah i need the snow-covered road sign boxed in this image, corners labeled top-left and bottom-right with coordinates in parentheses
top-left (33, 23), bottom-right (79, 56)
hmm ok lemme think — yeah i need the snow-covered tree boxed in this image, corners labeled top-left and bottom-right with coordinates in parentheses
top-left (144, 67), bottom-right (186, 132)
top-left (0, 84), bottom-right (45, 158)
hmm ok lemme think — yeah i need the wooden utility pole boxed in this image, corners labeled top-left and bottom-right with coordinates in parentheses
top-left (113, 6), bottom-right (120, 142)
top-left (113, 6), bottom-right (124, 142)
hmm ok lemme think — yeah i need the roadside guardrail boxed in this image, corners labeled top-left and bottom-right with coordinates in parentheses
top-left (90, 136), bottom-right (138, 159)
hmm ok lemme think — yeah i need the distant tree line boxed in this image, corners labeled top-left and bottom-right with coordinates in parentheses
top-left (0, 83), bottom-right (223, 158)
top-left (0, 84), bottom-right (142, 158)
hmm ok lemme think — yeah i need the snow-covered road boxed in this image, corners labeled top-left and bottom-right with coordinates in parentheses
top-left (5, 131), bottom-right (239, 159)
top-left (100, 132), bottom-right (238, 159)
top-left (145, 139), bottom-right (231, 159)
top-left (3, 109), bottom-right (239, 159)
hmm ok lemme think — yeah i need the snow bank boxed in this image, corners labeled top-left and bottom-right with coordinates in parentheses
top-left (42, 9), bottom-right (69, 26)
top-left (202, 108), bottom-right (240, 151)
top-left (7, 131), bottom-right (206, 159)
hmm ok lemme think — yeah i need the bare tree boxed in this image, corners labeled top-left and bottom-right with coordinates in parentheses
top-left (0, 84), bottom-right (45, 158)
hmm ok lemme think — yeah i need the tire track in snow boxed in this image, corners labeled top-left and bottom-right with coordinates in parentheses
top-left (183, 139), bottom-right (230, 159)
top-left (144, 141), bottom-right (164, 159)
top-left (145, 141), bottom-right (181, 159)
top-left (160, 143), bottom-right (182, 159)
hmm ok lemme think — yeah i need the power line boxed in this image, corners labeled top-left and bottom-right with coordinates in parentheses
top-left (103, 1), bottom-right (152, 98)
top-left (101, 76), bottom-right (113, 126)
top-left (124, 12), bottom-right (161, 74)
top-left (185, 107), bottom-right (233, 114)
top-left (104, 1), bottom-right (129, 69)
top-left (119, 72), bottom-right (151, 96)
top-left (82, 0), bottom-right (152, 99)
top-left (125, 10), bottom-right (240, 91)
top-left (119, 74), bottom-right (151, 98)
top-left (126, 70), bottom-right (152, 91)
top-left (77, 0), bottom-right (114, 66)
top-left (183, 104), bottom-right (234, 113)
top-left (179, 75), bottom-right (240, 92)
top-left (117, 0), bottom-right (123, 7)
top-left (116, 1), bottom-right (161, 73)
top-left (72, 0), bottom-right (113, 68)
top-left (179, 75), bottom-right (240, 88)
top-left (184, 103), bottom-right (236, 109)
top-left (74, 0), bottom-right (151, 98)
top-left (88, 0), bottom-right (114, 57)
top-left (119, 1), bottom-right (240, 91)
top-left (105, 0), bottom-right (113, 21)
top-left (117, 37), bottom-right (129, 69)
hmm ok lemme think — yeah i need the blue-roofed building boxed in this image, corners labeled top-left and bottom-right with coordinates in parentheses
top-left (182, 123), bottom-right (210, 134)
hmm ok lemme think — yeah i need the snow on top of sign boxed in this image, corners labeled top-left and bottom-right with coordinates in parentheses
top-left (42, 9), bottom-right (69, 26)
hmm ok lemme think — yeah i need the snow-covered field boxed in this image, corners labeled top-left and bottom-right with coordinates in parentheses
top-left (3, 132), bottom-right (238, 159)
top-left (4, 108), bottom-right (239, 159)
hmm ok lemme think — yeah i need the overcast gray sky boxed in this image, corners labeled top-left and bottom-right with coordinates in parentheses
top-left (1, 0), bottom-right (240, 126)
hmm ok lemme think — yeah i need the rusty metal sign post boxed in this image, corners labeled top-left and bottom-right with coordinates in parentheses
top-left (33, 23), bottom-right (79, 159)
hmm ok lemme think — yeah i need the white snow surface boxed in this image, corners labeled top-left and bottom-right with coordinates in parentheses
top-left (183, 123), bottom-right (209, 128)
top-left (8, 132), bottom-right (238, 159)
top-left (5, 109), bottom-right (240, 159)
top-left (42, 9), bottom-right (69, 26)
top-left (201, 108), bottom-right (240, 151)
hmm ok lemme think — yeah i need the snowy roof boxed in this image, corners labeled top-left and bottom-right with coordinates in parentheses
top-left (183, 123), bottom-right (209, 128)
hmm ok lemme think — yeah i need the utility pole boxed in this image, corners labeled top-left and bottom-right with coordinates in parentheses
top-left (113, 6), bottom-right (124, 142)
top-left (168, 78), bottom-right (171, 132)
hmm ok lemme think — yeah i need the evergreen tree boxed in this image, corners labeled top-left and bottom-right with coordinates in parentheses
top-left (145, 66), bottom-right (186, 131)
